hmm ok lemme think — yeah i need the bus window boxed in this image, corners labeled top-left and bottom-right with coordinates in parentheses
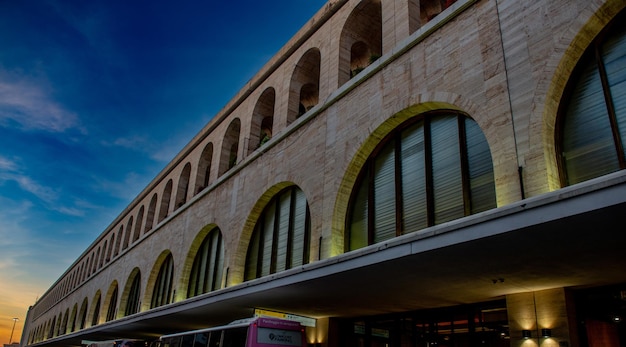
top-left (222, 326), bottom-right (248, 347)
top-left (162, 336), bottom-right (181, 347)
top-left (180, 334), bottom-right (195, 347)
top-left (158, 317), bottom-right (305, 347)
top-left (193, 332), bottom-right (209, 347)
top-left (207, 331), bottom-right (220, 347)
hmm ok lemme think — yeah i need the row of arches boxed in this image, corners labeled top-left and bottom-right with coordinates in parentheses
top-left (28, 108), bottom-right (495, 344)
top-left (28, 0), bottom-right (626, 343)
top-left (36, 0), bottom-right (467, 316)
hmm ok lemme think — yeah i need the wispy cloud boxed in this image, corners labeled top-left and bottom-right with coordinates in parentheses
top-left (0, 70), bottom-right (82, 133)
top-left (0, 156), bottom-right (87, 217)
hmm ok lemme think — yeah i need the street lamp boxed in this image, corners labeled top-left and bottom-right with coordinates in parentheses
top-left (9, 317), bottom-right (18, 344)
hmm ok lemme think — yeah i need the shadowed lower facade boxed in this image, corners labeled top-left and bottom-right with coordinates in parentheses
top-left (21, 0), bottom-right (626, 346)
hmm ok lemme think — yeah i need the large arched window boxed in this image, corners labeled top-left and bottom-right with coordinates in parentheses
top-left (151, 254), bottom-right (174, 308)
top-left (90, 292), bottom-right (101, 326)
top-left (558, 15), bottom-right (626, 185)
top-left (78, 297), bottom-right (88, 330)
top-left (105, 285), bottom-right (118, 322)
top-left (187, 228), bottom-right (224, 298)
top-left (48, 316), bottom-right (56, 338)
top-left (245, 186), bottom-right (311, 281)
top-left (347, 111), bottom-right (496, 250)
top-left (124, 270), bottom-right (141, 316)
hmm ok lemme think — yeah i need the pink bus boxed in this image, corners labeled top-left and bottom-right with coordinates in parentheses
top-left (157, 317), bottom-right (306, 347)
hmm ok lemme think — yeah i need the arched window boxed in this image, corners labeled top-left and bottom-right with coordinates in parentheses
top-left (250, 88), bottom-right (276, 152)
top-left (69, 303), bottom-right (78, 332)
top-left (245, 187), bottom-right (311, 280)
top-left (105, 285), bottom-right (118, 322)
top-left (195, 143), bottom-right (213, 194)
top-left (91, 292), bottom-right (101, 327)
top-left (124, 270), bottom-right (141, 316)
top-left (60, 309), bottom-right (69, 335)
top-left (151, 254), bottom-right (174, 308)
top-left (558, 15), bottom-right (626, 185)
top-left (48, 317), bottom-right (56, 339)
top-left (348, 111), bottom-right (496, 250)
top-left (123, 217), bottom-right (133, 249)
top-left (114, 226), bottom-right (122, 256)
top-left (288, 49), bottom-right (321, 123)
top-left (133, 206), bottom-right (144, 242)
top-left (420, 0), bottom-right (457, 23)
top-left (106, 234), bottom-right (114, 262)
top-left (78, 298), bottom-right (88, 330)
top-left (92, 248), bottom-right (100, 273)
top-left (158, 180), bottom-right (173, 223)
top-left (338, 0), bottom-right (382, 85)
top-left (145, 193), bottom-right (158, 233)
top-left (175, 163), bottom-right (192, 209)
top-left (220, 119), bottom-right (241, 175)
top-left (187, 228), bottom-right (224, 298)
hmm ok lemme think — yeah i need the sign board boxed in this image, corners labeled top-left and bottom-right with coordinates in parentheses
top-left (254, 309), bottom-right (316, 327)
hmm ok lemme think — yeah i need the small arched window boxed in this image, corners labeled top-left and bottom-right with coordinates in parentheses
top-left (187, 228), bottom-right (224, 298)
top-left (558, 15), bottom-right (626, 185)
top-left (245, 187), bottom-right (311, 281)
top-left (348, 111), bottom-right (496, 250)
top-left (158, 180), bottom-right (173, 222)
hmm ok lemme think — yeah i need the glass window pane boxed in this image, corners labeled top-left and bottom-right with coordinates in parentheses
top-left (373, 142), bottom-right (397, 243)
top-left (465, 118), bottom-right (496, 213)
top-left (290, 188), bottom-right (308, 267)
top-left (261, 203), bottom-right (275, 277)
top-left (401, 121), bottom-right (428, 233)
top-left (350, 174), bottom-right (369, 250)
top-left (563, 59), bottom-right (619, 184)
top-left (245, 228), bottom-right (261, 280)
top-left (275, 193), bottom-right (291, 272)
top-left (603, 24), bottom-right (626, 161)
top-left (431, 116), bottom-right (464, 224)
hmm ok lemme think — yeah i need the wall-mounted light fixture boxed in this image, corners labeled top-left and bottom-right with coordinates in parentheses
top-left (541, 328), bottom-right (551, 338)
top-left (522, 330), bottom-right (532, 339)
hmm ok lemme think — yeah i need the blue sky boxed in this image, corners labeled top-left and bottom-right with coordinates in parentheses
top-left (0, 0), bottom-right (327, 342)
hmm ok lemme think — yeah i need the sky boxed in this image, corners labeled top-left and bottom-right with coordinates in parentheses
top-left (0, 1), bottom-right (328, 343)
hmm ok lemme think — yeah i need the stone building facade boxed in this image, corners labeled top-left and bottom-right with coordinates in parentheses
top-left (21, 0), bottom-right (626, 346)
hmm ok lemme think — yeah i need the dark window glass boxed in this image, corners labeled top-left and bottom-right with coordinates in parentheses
top-left (244, 187), bottom-right (311, 281)
top-left (347, 112), bottom-right (496, 250)
top-left (187, 229), bottom-right (224, 298)
top-left (125, 272), bottom-right (141, 316)
top-left (105, 286), bottom-right (118, 322)
top-left (151, 254), bottom-right (174, 308)
top-left (560, 16), bottom-right (626, 185)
